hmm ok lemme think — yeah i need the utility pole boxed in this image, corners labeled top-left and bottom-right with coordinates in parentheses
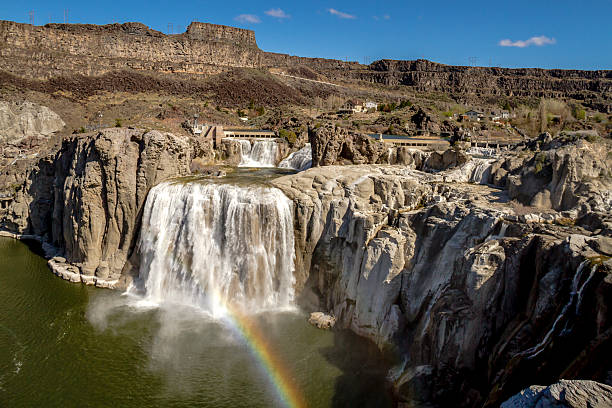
top-left (468, 56), bottom-right (478, 66)
top-left (64, 9), bottom-right (69, 24)
top-left (167, 23), bottom-right (173, 34)
top-left (28, 10), bottom-right (34, 25)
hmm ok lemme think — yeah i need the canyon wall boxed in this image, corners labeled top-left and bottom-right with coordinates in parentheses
top-left (1, 128), bottom-right (191, 286)
top-left (0, 20), bottom-right (260, 79)
top-left (0, 20), bottom-right (610, 103)
top-left (272, 141), bottom-right (612, 406)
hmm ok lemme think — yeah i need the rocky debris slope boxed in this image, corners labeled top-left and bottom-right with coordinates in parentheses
top-left (1, 128), bottom-right (191, 287)
top-left (0, 101), bottom-right (64, 145)
top-left (501, 380), bottom-right (612, 408)
top-left (273, 139), bottom-right (612, 407)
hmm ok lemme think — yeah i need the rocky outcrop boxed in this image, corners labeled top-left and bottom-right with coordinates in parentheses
top-left (360, 59), bottom-right (612, 103)
top-left (308, 312), bottom-right (336, 329)
top-left (273, 146), bottom-right (612, 407)
top-left (502, 380), bottom-right (612, 408)
top-left (1, 128), bottom-right (191, 286)
top-left (0, 20), bottom-right (260, 80)
top-left (424, 148), bottom-right (471, 171)
top-left (489, 138), bottom-right (612, 212)
top-left (0, 101), bottom-right (64, 144)
top-left (308, 124), bottom-right (388, 166)
top-left (309, 124), bottom-right (437, 168)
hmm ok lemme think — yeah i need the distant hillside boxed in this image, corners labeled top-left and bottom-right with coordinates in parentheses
top-left (0, 20), bottom-right (610, 111)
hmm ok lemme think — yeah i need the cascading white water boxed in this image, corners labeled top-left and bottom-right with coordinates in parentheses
top-left (443, 158), bottom-right (494, 184)
top-left (135, 180), bottom-right (296, 316)
top-left (466, 146), bottom-right (501, 158)
top-left (238, 140), bottom-right (279, 167)
top-left (278, 144), bottom-right (312, 171)
top-left (469, 159), bottom-right (494, 184)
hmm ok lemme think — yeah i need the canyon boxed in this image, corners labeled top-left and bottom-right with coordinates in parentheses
top-left (1, 17), bottom-right (611, 408)
top-left (0, 122), bottom-right (610, 407)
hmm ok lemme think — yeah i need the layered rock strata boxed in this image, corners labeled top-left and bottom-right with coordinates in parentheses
top-left (0, 20), bottom-right (610, 103)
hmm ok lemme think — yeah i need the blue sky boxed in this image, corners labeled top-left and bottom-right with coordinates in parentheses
top-left (2, 1), bottom-right (611, 70)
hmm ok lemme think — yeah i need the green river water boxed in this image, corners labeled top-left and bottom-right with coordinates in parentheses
top-left (0, 237), bottom-right (393, 407)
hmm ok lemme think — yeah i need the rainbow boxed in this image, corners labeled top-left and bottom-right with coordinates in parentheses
top-left (220, 302), bottom-right (307, 408)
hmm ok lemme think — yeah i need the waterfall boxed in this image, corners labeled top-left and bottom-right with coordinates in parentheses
top-left (238, 140), bottom-right (279, 168)
top-left (135, 180), bottom-right (296, 315)
top-left (516, 260), bottom-right (595, 359)
top-left (443, 158), bottom-right (494, 184)
top-left (279, 144), bottom-right (312, 171)
top-left (470, 159), bottom-right (494, 184)
top-left (466, 146), bottom-right (501, 158)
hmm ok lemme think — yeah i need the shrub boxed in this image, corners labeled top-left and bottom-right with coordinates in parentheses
top-left (534, 152), bottom-right (547, 174)
top-left (399, 100), bottom-right (412, 109)
top-left (114, 118), bottom-right (122, 128)
top-left (237, 109), bottom-right (246, 117)
top-left (279, 129), bottom-right (297, 145)
top-left (78, 126), bottom-right (86, 133)
top-left (574, 108), bottom-right (586, 120)
top-left (256, 106), bottom-right (265, 116)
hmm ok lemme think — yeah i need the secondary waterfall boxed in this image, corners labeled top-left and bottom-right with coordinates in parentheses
top-left (444, 158), bottom-right (494, 184)
top-left (279, 144), bottom-right (312, 171)
top-left (135, 180), bottom-right (296, 315)
top-left (238, 140), bottom-right (279, 167)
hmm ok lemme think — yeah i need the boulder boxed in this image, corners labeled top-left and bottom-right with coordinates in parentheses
top-left (308, 312), bottom-right (336, 329)
top-left (501, 380), bottom-right (612, 408)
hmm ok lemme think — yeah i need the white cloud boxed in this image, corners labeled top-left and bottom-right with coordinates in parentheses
top-left (373, 14), bottom-right (390, 21)
top-left (499, 35), bottom-right (556, 48)
top-left (234, 14), bottom-right (261, 24)
top-left (328, 8), bottom-right (356, 19)
top-left (265, 8), bottom-right (290, 19)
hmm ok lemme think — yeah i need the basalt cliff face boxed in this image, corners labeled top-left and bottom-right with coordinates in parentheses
top-left (272, 137), bottom-right (612, 407)
top-left (360, 59), bottom-right (612, 101)
top-left (1, 128), bottom-right (191, 287)
top-left (0, 20), bottom-right (610, 103)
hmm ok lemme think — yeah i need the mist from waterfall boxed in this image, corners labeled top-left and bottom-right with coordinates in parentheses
top-left (134, 180), bottom-right (296, 316)
top-left (238, 140), bottom-right (279, 168)
top-left (279, 144), bottom-right (312, 171)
